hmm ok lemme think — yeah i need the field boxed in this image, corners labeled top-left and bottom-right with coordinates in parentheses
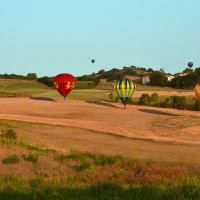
top-left (0, 79), bottom-right (200, 199)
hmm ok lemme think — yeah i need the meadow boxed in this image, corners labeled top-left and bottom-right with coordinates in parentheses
top-left (0, 79), bottom-right (200, 199)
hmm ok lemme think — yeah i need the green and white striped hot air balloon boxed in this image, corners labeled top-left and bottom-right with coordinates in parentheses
top-left (115, 78), bottom-right (136, 109)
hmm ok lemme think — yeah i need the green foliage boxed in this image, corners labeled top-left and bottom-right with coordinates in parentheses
top-left (2, 155), bottom-right (20, 164)
top-left (195, 100), bottom-right (200, 111)
top-left (173, 96), bottom-right (187, 110)
top-left (55, 153), bottom-right (83, 161)
top-left (137, 93), bottom-right (200, 111)
top-left (29, 177), bottom-right (44, 188)
top-left (38, 76), bottom-right (54, 87)
top-left (93, 154), bottom-right (117, 166)
top-left (147, 68), bottom-right (154, 72)
top-left (78, 159), bottom-right (91, 171)
top-left (1, 180), bottom-right (200, 200)
top-left (149, 71), bottom-right (168, 86)
top-left (160, 96), bottom-right (187, 110)
top-left (170, 68), bottom-right (200, 89)
top-left (23, 153), bottom-right (39, 163)
top-left (26, 73), bottom-right (37, 80)
top-left (150, 93), bottom-right (159, 105)
top-left (0, 129), bottom-right (17, 140)
top-left (108, 92), bottom-right (120, 103)
top-left (139, 94), bottom-right (151, 105)
top-left (74, 81), bottom-right (95, 89)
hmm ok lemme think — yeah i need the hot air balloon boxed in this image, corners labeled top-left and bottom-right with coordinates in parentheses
top-left (188, 62), bottom-right (193, 68)
top-left (91, 59), bottom-right (95, 63)
top-left (115, 78), bottom-right (136, 109)
top-left (53, 73), bottom-right (76, 99)
top-left (195, 82), bottom-right (200, 102)
top-left (160, 68), bottom-right (165, 73)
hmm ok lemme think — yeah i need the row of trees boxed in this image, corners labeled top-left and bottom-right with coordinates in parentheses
top-left (148, 68), bottom-right (200, 89)
top-left (1, 66), bottom-right (199, 89)
top-left (0, 73), bottom-right (37, 80)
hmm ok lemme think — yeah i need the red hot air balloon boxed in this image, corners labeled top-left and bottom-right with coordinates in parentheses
top-left (53, 73), bottom-right (76, 99)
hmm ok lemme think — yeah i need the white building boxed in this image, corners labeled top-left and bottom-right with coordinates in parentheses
top-left (167, 76), bottom-right (175, 82)
top-left (142, 76), bottom-right (150, 84)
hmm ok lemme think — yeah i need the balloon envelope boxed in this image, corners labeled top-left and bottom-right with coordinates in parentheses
top-left (188, 62), bottom-right (193, 68)
top-left (115, 78), bottom-right (136, 106)
top-left (53, 74), bottom-right (76, 98)
top-left (195, 82), bottom-right (200, 102)
top-left (91, 59), bottom-right (95, 63)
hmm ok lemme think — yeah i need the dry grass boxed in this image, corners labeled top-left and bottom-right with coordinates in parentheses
top-left (153, 116), bottom-right (200, 129)
top-left (0, 139), bottom-right (189, 186)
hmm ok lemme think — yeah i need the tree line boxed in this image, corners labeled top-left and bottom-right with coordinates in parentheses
top-left (1, 66), bottom-right (199, 89)
top-left (149, 68), bottom-right (200, 88)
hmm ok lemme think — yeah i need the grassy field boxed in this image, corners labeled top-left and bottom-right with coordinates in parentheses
top-left (0, 79), bottom-right (199, 199)
top-left (0, 79), bottom-right (51, 97)
top-left (0, 129), bottom-right (200, 199)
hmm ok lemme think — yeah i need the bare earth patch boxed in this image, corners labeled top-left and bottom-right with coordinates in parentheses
top-left (0, 97), bottom-right (200, 164)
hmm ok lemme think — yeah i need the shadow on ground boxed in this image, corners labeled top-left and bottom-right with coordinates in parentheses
top-left (138, 109), bottom-right (181, 116)
top-left (30, 97), bottom-right (57, 102)
top-left (85, 100), bottom-right (118, 108)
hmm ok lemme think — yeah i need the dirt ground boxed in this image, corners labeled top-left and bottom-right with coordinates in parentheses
top-left (0, 97), bottom-right (200, 164)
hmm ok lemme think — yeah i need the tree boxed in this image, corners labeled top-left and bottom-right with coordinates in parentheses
top-left (98, 69), bottom-right (105, 74)
top-left (147, 68), bottom-right (153, 72)
top-left (38, 76), bottom-right (53, 87)
top-left (26, 73), bottom-right (37, 80)
top-left (149, 71), bottom-right (167, 86)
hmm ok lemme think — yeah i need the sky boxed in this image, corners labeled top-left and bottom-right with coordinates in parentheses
top-left (0, 0), bottom-right (200, 77)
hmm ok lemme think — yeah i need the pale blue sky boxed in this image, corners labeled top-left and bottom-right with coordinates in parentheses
top-left (0, 0), bottom-right (199, 77)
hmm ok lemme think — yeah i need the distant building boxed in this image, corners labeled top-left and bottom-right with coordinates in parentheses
top-left (142, 76), bottom-right (150, 84)
top-left (167, 75), bottom-right (175, 82)
top-left (178, 73), bottom-right (188, 77)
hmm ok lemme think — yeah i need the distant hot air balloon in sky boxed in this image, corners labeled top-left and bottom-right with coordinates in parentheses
top-left (188, 62), bottom-right (193, 68)
top-left (195, 82), bottom-right (200, 102)
top-left (53, 73), bottom-right (76, 99)
top-left (115, 78), bottom-right (136, 109)
top-left (160, 68), bottom-right (165, 73)
top-left (91, 59), bottom-right (95, 63)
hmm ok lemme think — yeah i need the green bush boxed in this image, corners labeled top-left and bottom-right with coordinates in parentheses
top-left (173, 96), bottom-right (187, 110)
top-left (2, 155), bottom-right (20, 164)
top-left (79, 159), bottom-right (91, 171)
top-left (55, 153), bottom-right (83, 161)
top-left (195, 100), bottom-right (200, 111)
top-left (150, 93), bottom-right (159, 105)
top-left (139, 94), bottom-right (151, 105)
top-left (0, 129), bottom-right (17, 140)
top-left (23, 153), bottom-right (39, 163)
top-left (160, 97), bottom-right (174, 108)
top-left (93, 154), bottom-right (117, 166)
top-left (109, 92), bottom-right (120, 103)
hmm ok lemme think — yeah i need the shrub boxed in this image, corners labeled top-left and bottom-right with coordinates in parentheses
top-left (2, 155), bottom-right (20, 164)
top-left (0, 129), bottom-right (17, 140)
top-left (93, 154), bottom-right (117, 166)
top-left (139, 94), bottom-right (151, 105)
top-left (79, 159), bottom-right (91, 171)
top-left (173, 96), bottom-right (187, 110)
top-left (55, 153), bottom-right (83, 161)
top-left (29, 177), bottom-right (44, 188)
top-left (23, 153), bottom-right (39, 163)
top-left (160, 97), bottom-right (174, 108)
top-left (195, 100), bottom-right (200, 111)
top-left (150, 93), bottom-right (159, 105)
top-left (109, 92), bottom-right (120, 103)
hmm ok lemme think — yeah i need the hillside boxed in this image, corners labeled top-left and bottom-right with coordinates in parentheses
top-left (0, 79), bottom-right (52, 97)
